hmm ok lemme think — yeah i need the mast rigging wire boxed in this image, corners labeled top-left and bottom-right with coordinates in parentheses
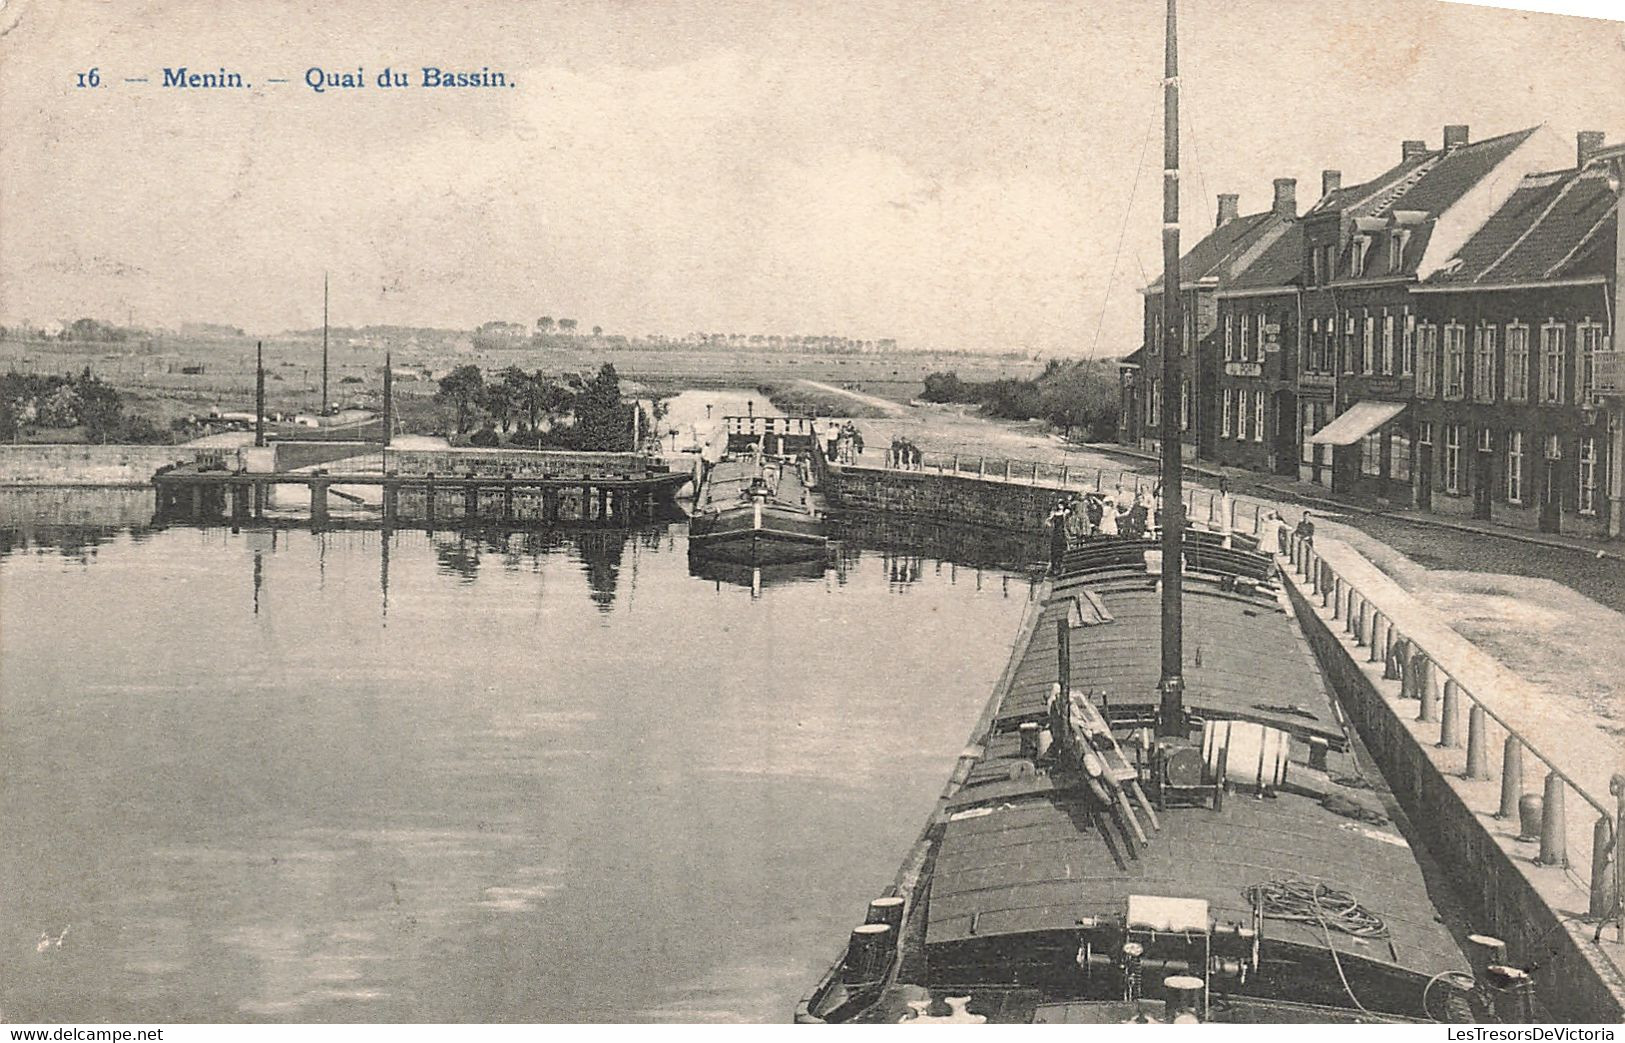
top-left (1086, 89), bottom-right (1160, 363)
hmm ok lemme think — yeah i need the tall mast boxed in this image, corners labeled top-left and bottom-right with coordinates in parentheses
top-left (382, 350), bottom-right (393, 450)
top-left (254, 340), bottom-right (265, 448)
top-left (322, 272), bottom-right (330, 417)
top-left (1157, 0), bottom-right (1186, 735)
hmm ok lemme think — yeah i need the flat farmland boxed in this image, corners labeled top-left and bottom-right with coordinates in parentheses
top-left (0, 335), bottom-right (1045, 428)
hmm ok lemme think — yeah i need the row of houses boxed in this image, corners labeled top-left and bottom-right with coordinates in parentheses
top-left (1119, 124), bottom-right (1624, 540)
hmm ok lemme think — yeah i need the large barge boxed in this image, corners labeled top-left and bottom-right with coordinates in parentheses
top-left (795, 533), bottom-right (1506, 1023)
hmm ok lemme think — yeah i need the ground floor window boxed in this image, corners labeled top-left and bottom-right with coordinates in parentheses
top-left (1252, 389), bottom-right (1265, 442)
top-left (1391, 431), bottom-right (1412, 483)
top-left (1444, 424), bottom-right (1462, 494)
top-left (1579, 436), bottom-right (1598, 515)
top-left (1360, 431), bottom-right (1382, 477)
top-left (1506, 431), bottom-right (1523, 504)
top-left (1222, 388), bottom-right (1233, 437)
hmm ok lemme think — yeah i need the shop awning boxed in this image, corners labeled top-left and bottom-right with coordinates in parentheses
top-left (1306, 400), bottom-right (1406, 446)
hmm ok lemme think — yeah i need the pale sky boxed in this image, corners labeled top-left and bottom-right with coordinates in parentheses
top-left (1, 0), bottom-right (1622, 354)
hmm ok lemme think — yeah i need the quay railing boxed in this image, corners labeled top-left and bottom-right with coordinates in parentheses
top-left (726, 415), bottom-right (818, 440)
top-left (1284, 529), bottom-right (1625, 945)
top-left (835, 447), bottom-right (1284, 534)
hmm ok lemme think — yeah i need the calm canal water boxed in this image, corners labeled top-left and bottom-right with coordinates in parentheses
top-left (0, 489), bottom-right (1033, 1023)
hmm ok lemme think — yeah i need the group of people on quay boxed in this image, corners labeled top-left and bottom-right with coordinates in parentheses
top-left (824, 421), bottom-right (865, 464)
top-left (1048, 485), bottom-right (1158, 550)
top-left (1047, 475), bottom-right (1295, 569)
top-left (817, 421), bottom-right (928, 471)
top-left (886, 436), bottom-right (923, 470)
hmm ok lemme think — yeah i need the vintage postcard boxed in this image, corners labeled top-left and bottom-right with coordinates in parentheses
top-left (2, 0), bottom-right (1624, 1030)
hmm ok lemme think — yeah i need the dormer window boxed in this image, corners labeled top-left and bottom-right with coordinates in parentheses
top-left (1351, 235), bottom-right (1372, 277)
top-left (1388, 232), bottom-right (1405, 271)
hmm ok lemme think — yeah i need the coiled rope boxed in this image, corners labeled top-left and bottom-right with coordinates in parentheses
top-left (1242, 880), bottom-right (1390, 939)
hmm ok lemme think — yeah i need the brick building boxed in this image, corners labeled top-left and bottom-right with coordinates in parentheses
top-left (1295, 153), bottom-right (1432, 487)
top-left (1211, 182), bottom-right (1303, 475)
top-left (1121, 189), bottom-right (1297, 460)
top-left (1299, 125), bottom-right (1567, 501)
top-left (1410, 134), bottom-right (1622, 538)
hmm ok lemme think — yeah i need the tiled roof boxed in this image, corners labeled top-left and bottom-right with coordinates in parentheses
top-left (1425, 163), bottom-right (1619, 286)
top-left (1308, 154), bottom-right (1434, 216)
top-left (1370, 126), bottom-right (1539, 218)
top-left (1117, 347), bottom-right (1145, 368)
top-left (1308, 127), bottom-right (1539, 224)
top-left (1227, 221), bottom-right (1304, 291)
top-left (1145, 211), bottom-right (1277, 292)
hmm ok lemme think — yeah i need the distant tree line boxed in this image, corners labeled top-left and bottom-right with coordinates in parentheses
top-left (433, 361), bottom-right (652, 451)
top-left (0, 318), bottom-right (150, 343)
top-left (920, 359), bottom-right (1120, 441)
top-left (0, 369), bottom-right (166, 443)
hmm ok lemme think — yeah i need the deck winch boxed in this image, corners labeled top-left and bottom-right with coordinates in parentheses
top-left (1076, 895), bottom-right (1260, 1015)
top-left (1138, 718), bottom-right (1295, 812)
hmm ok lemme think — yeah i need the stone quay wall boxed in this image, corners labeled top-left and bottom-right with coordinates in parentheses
top-left (1280, 537), bottom-right (1625, 1023)
top-left (0, 444), bottom-right (203, 486)
top-left (822, 463), bottom-right (1058, 535)
top-left (382, 448), bottom-right (657, 479)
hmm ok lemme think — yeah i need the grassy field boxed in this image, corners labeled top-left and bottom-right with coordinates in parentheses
top-left (0, 335), bottom-right (1043, 434)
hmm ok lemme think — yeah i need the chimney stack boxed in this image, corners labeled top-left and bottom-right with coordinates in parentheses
top-left (1216, 193), bottom-right (1240, 227)
top-left (1322, 169), bottom-right (1342, 198)
top-left (1402, 140), bottom-right (1429, 162)
top-left (1444, 125), bottom-right (1471, 150)
top-left (1578, 130), bottom-right (1606, 168)
top-left (1273, 178), bottom-right (1297, 218)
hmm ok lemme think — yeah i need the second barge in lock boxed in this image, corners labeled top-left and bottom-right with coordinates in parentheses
top-left (688, 415), bottom-right (829, 566)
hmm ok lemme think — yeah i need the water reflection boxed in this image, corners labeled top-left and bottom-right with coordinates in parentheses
top-left (0, 489), bottom-right (1034, 1023)
top-left (0, 492), bottom-right (1050, 613)
top-left (0, 487), bottom-right (159, 560)
top-left (831, 510), bottom-right (1047, 575)
top-left (417, 526), bottom-right (646, 613)
top-left (687, 553), bottom-right (829, 596)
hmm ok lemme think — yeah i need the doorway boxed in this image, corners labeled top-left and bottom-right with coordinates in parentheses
top-left (1274, 390), bottom-right (1298, 476)
top-left (1473, 452), bottom-right (1493, 521)
top-left (1540, 458), bottom-right (1562, 534)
